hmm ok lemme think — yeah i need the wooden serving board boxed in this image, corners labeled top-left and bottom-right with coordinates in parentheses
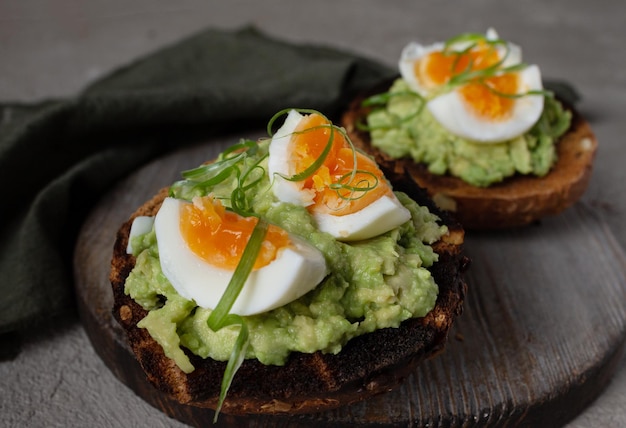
top-left (73, 133), bottom-right (626, 427)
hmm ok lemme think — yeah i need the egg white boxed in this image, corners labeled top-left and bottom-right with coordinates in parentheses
top-left (398, 28), bottom-right (543, 143)
top-left (313, 194), bottom-right (411, 241)
top-left (268, 109), bottom-right (411, 241)
top-left (154, 197), bottom-right (328, 316)
top-left (126, 215), bottom-right (155, 254)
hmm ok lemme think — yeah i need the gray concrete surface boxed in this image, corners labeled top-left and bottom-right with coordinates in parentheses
top-left (1, 1), bottom-right (625, 426)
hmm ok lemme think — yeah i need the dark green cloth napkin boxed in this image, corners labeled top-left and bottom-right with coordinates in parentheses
top-left (0, 26), bottom-right (394, 334)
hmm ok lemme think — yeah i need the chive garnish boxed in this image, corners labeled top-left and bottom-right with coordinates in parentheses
top-left (206, 217), bottom-right (268, 422)
top-left (206, 218), bottom-right (269, 328)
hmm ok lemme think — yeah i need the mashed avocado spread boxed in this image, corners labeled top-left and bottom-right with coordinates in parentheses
top-left (366, 79), bottom-right (572, 187)
top-left (124, 139), bottom-right (447, 372)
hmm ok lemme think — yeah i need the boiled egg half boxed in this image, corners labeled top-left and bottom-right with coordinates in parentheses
top-left (268, 110), bottom-right (411, 241)
top-left (399, 28), bottom-right (544, 143)
top-left (152, 195), bottom-right (328, 316)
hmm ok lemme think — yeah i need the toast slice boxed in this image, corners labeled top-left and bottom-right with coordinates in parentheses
top-left (110, 175), bottom-right (468, 416)
top-left (341, 79), bottom-right (598, 229)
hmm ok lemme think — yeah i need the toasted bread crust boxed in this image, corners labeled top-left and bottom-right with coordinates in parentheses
top-left (340, 79), bottom-right (598, 229)
top-left (110, 178), bottom-right (468, 415)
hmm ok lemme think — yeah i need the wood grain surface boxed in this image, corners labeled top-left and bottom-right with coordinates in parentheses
top-left (73, 132), bottom-right (626, 427)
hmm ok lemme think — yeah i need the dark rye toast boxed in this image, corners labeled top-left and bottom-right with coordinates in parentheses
top-left (341, 78), bottom-right (598, 230)
top-left (110, 174), bottom-right (468, 416)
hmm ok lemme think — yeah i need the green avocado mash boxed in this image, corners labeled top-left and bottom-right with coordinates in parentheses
top-left (366, 78), bottom-right (572, 187)
top-left (124, 139), bottom-right (447, 372)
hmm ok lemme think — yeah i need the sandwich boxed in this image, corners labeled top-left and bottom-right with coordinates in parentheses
top-left (110, 108), bottom-right (469, 421)
top-left (341, 28), bottom-right (598, 229)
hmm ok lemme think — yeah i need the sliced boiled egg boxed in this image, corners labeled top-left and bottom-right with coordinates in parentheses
top-left (153, 195), bottom-right (328, 316)
top-left (398, 28), bottom-right (543, 143)
top-left (268, 109), bottom-right (411, 241)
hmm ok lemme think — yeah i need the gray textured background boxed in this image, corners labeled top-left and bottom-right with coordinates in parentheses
top-left (1, 1), bottom-right (624, 427)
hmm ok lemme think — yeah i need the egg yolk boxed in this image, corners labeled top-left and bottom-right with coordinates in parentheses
top-left (290, 113), bottom-right (391, 216)
top-left (415, 42), bottom-right (519, 121)
top-left (180, 196), bottom-right (290, 270)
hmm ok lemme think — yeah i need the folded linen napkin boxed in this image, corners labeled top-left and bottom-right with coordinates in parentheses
top-left (0, 26), bottom-right (394, 334)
